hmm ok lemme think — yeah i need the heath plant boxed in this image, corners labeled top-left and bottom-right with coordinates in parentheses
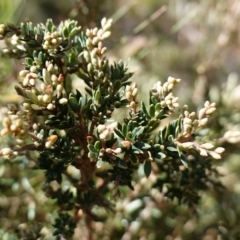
top-left (0, 18), bottom-right (224, 239)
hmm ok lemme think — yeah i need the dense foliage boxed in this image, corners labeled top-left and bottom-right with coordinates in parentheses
top-left (0, 15), bottom-right (226, 240)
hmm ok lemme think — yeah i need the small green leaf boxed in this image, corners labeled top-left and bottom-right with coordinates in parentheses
top-left (155, 103), bottom-right (161, 111)
top-left (167, 146), bottom-right (178, 152)
top-left (114, 129), bottom-right (125, 139)
top-left (132, 126), bottom-right (145, 139)
top-left (144, 160), bottom-right (152, 178)
top-left (141, 102), bottom-right (150, 119)
top-left (94, 141), bottom-right (101, 151)
top-left (130, 154), bottom-right (138, 164)
top-left (149, 104), bottom-right (155, 118)
top-left (94, 89), bottom-right (101, 101)
top-left (88, 144), bottom-right (97, 153)
top-left (69, 96), bottom-right (79, 111)
top-left (131, 145), bottom-right (143, 154)
top-left (134, 141), bottom-right (151, 150)
top-left (168, 135), bottom-right (174, 142)
top-left (69, 27), bottom-right (79, 37)
top-left (117, 159), bottom-right (128, 169)
top-left (97, 160), bottom-right (104, 168)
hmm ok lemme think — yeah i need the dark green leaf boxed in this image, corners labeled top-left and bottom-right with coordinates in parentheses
top-left (144, 160), bottom-right (152, 178)
top-left (149, 104), bottom-right (155, 118)
top-left (114, 128), bottom-right (125, 139)
top-left (117, 159), bottom-right (128, 169)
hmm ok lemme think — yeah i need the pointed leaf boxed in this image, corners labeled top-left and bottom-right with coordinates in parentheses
top-left (144, 160), bottom-right (152, 178)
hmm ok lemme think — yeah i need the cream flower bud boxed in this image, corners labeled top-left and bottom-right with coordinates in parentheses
top-left (97, 124), bottom-right (106, 133)
top-left (183, 118), bottom-right (192, 125)
top-left (47, 103), bottom-right (55, 110)
top-left (209, 151), bottom-right (221, 159)
top-left (214, 147), bottom-right (225, 154)
top-left (19, 70), bottom-right (29, 77)
top-left (201, 143), bottom-right (214, 150)
top-left (198, 108), bottom-right (206, 119)
top-left (114, 148), bottom-right (122, 154)
top-left (204, 101), bottom-right (210, 108)
top-left (59, 98), bottom-right (68, 104)
top-left (30, 66), bottom-right (37, 73)
top-left (205, 107), bottom-right (216, 115)
top-left (199, 148), bottom-right (208, 156)
top-left (1, 148), bottom-right (12, 156)
top-left (199, 118), bottom-right (208, 126)
top-left (181, 142), bottom-right (193, 149)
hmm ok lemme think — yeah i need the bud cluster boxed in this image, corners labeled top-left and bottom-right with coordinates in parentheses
top-left (223, 130), bottom-right (240, 144)
top-left (151, 77), bottom-right (180, 110)
top-left (83, 18), bottom-right (112, 78)
top-left (177, 141), bottom-right (224, 159)
top-left (175, 101), bottom-right (224, 159)
top-left (179, 101), bottom-right (216, 139)
top-left (1, 115), bottom-right (27, 140)
top-left (45, 135), bottom-right (58, 149)
top-left (0, 147), bottom-right (17, 159)
top-left (43, 31), bottom-right (63, 50)
top-left (85, 18), bottom-right (112, 50)
top-left (97, 122), bottom-right (117, 141)
top-left (19, 61), bottom-right (66, 112)
top-left (125, 83), bottom-right (138, 110)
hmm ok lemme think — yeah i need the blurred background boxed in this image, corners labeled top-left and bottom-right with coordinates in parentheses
top-left (1, 0), bottom-right (240, 239)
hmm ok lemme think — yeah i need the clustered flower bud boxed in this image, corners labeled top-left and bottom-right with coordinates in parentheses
top-left (1, 116), bottom-right (27, 140)
top-left (0, 147), bottom-right (17, 159)
top-left (223, 130), bottom-right (240, 144)
top-left (151, 77), bottom-right (180, 110)
top-left (176, 141), bottom-right (224, 159)
top-left (43, 31), bottom-right (63, 50)
top-left (18, 61), bottom-right (65, 112)
top-left (198, 101), bottom-right (216, 126)
top-left (179, 101), bottom-right (216, 139)
top-left (125, 83), bottom-right (138, 101)
top-left (83, 18), bottom-right (112, 80)
top-left (97, 122), bottom-right (117, 141)
top-left (45, 135), bottom-right (58, 148)
top-left (174, 100), bottom-right (224, 159)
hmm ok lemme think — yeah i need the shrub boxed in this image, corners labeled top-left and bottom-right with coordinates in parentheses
top-left (0, 18), bottom-right (224, 239)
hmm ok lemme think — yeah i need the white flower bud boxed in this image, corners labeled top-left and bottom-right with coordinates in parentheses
top-left (205, 107), bottom-right (216, 115)
top-left (29, 78), bottom-right (35, 86)
top-left (1, 148), bottom-right (12, 156)
top-left (114, 148), bottom-right (122, 154)
top-left (199, 118), bottom-right (208, 126)
top-left (183, 118), bottom-right (192, 125)
top-left (199, 148), bottom-right (208, 156)
top-left (204, 101), bottom-right (210, 108)
top-left (22, 78), bottom-right (29, 87)
top-left (214, 147), bottom-right (225, 154)
top-left (30, 66), bottom-right (37, 73)
top-left (209, 151), bottom-right (221, 159)
top-left (59, 98), bottom-right (68, 105)
top-left (201, 143), bottom-right (214, 150)
top-left (1, 128), bottom-right (9, 136)
top-left (101, 31), bottom-right (111, 39)
top-left (181, 142), bottom-right (193, 149)
top-left (198, 108), bottom-right (206, 119)
top-left (97, 124), bottom-right (106, 133)
top-left (47, 103), bottom-right (55, 110)
top-left (43, 94), bottom-right (52, 103)
top-left (19, 70), bottom-right (29, 77)
top-left (45, 141), bottom-right (52, 148)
